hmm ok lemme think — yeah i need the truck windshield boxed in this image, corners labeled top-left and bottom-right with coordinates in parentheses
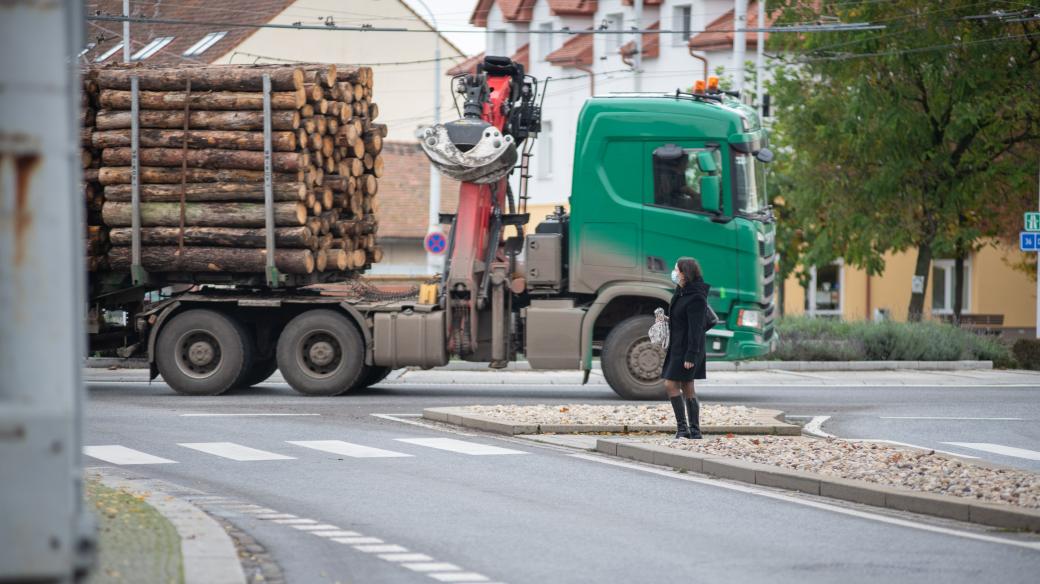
top-left (733, 153), bottom-right (767, 215)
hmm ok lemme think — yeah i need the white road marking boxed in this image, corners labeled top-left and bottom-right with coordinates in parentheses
top-left (354, 544), bottom-right (410, 553)
top-left (254, 513), bottom-right (297, 520)
top-left (854, 439), bottom-right (979, 459)
top-left (379, 553), bottom-right (434, 562)
top-left (428, 573), bottom-right (490, 583)
top-left (370, 413), bottom-right (479, 436)
top-left (569, 452), bottom-right (1040, 552)
top-left (179, 413), bottom-right (320, 417)
top-left (881, 416), bottom-right (1024, 421)
top-left (395, 437), bottom-right (528, 456)
top-left (84, 445), bottom-right (176, 465)
top-left (310, 530), bottom-right (361, 537)
top-left (802, 416), bottom-right (834, 439)
top-left (287, 440), bottom-right (413, 458)
top-left (292, 524), bottom-right (340, 531)
top-left (178, 442), bottom-right (294, 461)
top-left (403, 562), bottom-right (461, 572)
top-left (331, 536), bottom-right (384, 545)
top-left (272, 518), bottom-right (317, 525)
top-left (236, 508), bottom-right (277, 514)
top-left (943, 442), bottom-right (1040, 461)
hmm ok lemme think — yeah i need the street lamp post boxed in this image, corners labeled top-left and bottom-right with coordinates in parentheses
top-left (414, 0), bottom-right (443, 275)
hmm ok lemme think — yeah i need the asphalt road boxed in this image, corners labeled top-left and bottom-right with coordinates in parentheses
top-left (83, 368), bottom-right (1040, 583)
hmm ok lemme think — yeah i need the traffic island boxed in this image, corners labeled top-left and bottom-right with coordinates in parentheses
top-left (595, 435), bottom-right (1040, 532)
top-left (85, 478), bottom-right (183, 584)
top-left (422, 404), bottom-right (801, 435)
top-left (87, 471), bottom-right (246, 584)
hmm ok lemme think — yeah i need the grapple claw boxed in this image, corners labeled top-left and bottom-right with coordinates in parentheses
top-left (418, 124), bottom-right (517, 184)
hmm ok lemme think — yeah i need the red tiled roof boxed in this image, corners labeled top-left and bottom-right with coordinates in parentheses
top-left (83, 0), bottom-right (296, 65)
top-left (548, 0), bottom-right (598, 16)
top-left (545, 31), bottom-right (593, 67)
top-left (377, 142), bottom-right (460, 239)
top-left (471, 0), bottom-right (538, 27)
top-left (620, 21), bottom-right (660, 61)
top-left (689, 2), bottom-right (775, 52)
top-left (446, 53), bottom-right (485, 76)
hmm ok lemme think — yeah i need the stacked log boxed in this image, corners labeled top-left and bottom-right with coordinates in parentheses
top-left (82, 69), bottom-right (107, 272)
top-left (82, 63), bottom-right (384, 276)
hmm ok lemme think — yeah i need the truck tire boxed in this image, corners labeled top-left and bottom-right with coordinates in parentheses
top-left (276, 310), bottom-right (364, 396)
top-left (155, 309), bottom-right (253, 396)
top-left (354, 365), bottom-right (392, 390)
top-left (601, 315), bottom-right (667, 400)
top-left (235, 357), bottom-right (278, 388)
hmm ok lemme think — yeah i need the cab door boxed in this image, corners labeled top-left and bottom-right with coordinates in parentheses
top-left (640, 141), bottom-right (738, 297)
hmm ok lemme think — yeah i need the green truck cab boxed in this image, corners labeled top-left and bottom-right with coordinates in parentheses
top-left (523, 91), bottom-right (777, 398)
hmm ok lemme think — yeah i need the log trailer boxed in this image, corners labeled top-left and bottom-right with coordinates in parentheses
top-left (91, 57), bottom-right (776, 399)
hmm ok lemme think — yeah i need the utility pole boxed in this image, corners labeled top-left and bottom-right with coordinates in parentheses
top-left (755, 0), bottom-right (765, 116)
top-left (415, 0), bottom-right (443, 275)
top-left (1, 1), bottom-right (95, 581)
top-left (734, 0), bottom-right (748, 97)
top-left (123, 0), bottom-right (131, 62)
top-left (634, 0), bottom-right (644, 92)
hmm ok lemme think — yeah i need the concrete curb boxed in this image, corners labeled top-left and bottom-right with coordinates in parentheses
top-left (91, 470), bottom-right (246, 584)
top-left (594, 439), bottom-right (1040, 532)
top-left (422, 406), bottom-right (802, 436)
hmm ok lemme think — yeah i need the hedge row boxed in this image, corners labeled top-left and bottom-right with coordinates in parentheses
top-left (770, 317), bottom-right (1017, 367)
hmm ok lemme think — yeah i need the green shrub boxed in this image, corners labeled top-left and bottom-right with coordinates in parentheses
top-left (770, 317), bottom-right (1014, 364)
top-left (1012, 339), bottom-right (1040, 370)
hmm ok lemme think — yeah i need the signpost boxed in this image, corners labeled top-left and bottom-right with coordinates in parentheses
top-left (1026, 186), bottom-right (1040, 337)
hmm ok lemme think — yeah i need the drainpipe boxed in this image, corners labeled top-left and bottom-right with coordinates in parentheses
top-left (574, 63), bottom-right (595, 96)
top-left (688, 47), bottom-right (708, 81)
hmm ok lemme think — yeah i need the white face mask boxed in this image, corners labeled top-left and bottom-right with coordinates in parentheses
top-left (671, 269), bottom-right (680, 285)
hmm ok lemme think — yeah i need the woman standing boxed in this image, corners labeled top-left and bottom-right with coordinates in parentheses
top-left (661, 257), bottom-right (710, 439)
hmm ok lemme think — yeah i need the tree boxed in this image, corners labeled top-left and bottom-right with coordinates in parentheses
top-left (768, 0), bottom-right (1040, 320)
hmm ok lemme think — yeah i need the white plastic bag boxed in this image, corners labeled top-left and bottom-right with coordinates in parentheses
top-left (648, 307), bottom-right (669, 350)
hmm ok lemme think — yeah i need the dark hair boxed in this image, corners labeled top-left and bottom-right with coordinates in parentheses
top-left (676, 257), bottom-right (702, 284)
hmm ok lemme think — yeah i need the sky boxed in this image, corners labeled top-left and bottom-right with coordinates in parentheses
top-left (401, 0), bottom-right (486, 55)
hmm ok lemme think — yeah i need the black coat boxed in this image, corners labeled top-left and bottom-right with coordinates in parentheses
top-left (660, 280), bottom-right (710, 381)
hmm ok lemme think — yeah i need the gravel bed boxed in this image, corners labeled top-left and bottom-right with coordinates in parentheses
top-left (457, 404), bottom-right (764, 426)
top-left (643, 435), bottom-right (1040, 509)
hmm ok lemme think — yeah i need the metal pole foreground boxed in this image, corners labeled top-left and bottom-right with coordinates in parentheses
top-left (0, 1), bottom-right (96, 581)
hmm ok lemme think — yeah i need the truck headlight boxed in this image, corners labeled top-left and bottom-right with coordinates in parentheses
top-left (737, 309), bottom-right (762, 329)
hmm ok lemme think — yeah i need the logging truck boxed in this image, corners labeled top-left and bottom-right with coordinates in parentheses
top-left (88, 58), bottom-right (776, 400)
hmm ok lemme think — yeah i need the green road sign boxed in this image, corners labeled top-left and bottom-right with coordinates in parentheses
top-left (1026, 212), bottom-right (1040, 232)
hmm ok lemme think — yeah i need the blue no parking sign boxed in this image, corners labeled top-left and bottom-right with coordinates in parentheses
top-left (424, 230), bottom-right (447, 255)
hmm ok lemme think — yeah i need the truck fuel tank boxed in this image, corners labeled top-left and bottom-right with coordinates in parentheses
top-left (372, 310), bottom-right (449, 369)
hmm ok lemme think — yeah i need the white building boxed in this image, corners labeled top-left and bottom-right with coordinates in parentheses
top-left (456, 0), bottom-right (773, 221)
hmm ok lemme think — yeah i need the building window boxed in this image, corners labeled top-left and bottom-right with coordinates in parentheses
top-left (132, 36), bottom-right (175, 61)
top-left (94, 42), bottom-right (124, 62)
top-left (490, 29), bottom-right (507, 56)
top-left (537, 22), bottom-right (554, 60)
top-left (805, 262), bottom-right (843, 317)
top-left (673, 5), bottom-right (692, 46)
top-left (606, 13), bottom-right (624, 51)
top-left (537, 120), bottom-right (552, 179)
top-left (184, 31), bottom-right (227, 56)
top-left (931, 259), bottom-right (971, 314)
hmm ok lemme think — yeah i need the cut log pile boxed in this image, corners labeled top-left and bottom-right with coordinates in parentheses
top-left (81, 63), bottom-right (385, 277)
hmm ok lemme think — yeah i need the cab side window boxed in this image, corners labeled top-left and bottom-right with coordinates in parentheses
top-left (651, 145), bottom-right (719, 213)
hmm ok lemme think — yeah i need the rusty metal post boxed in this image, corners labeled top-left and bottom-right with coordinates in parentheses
top-left (0, 1), bottom-right (95, 581)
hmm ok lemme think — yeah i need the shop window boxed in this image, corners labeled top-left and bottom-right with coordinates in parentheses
top-left (805, 261), bottom-right (843, 317)
top-left (931, 259), bottom-right (971, 314)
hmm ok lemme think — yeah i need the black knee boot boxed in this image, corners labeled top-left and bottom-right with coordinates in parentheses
top-left (670, 396), bottom-right (692, 439)
top-left (685, 398), bottom-right (702, 439)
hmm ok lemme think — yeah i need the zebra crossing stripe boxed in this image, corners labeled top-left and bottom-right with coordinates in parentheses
top-left (428, 573), bottom-right (491, 583)
top-left (287, 440), bottom-right (413, 458)
top-left (310, 530), bottom-right (361, 537)
top-left (331, 536), bottom-right (384, 545)
top-left (943, 442), bottom-right (1040, 461)
top-left (178, 442), bottom-right (294, 461)
top-left (394, 437), bottom-right (527, 456)
top-left (292, 524), bottom-right (340, 531)
top-left (84, 445), bottom-right (176, 465)
top-left (379, 553), bottom-right (434, 562)
top-left (403, 562), bottom-right (461, 572)
top-left (353, 544), bottom-right (409, 553)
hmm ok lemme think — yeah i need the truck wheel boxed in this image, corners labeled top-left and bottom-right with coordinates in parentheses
top-left (354, 365), bottom-right (392, 390)
top-left (235, 357), bottom-right (278, 388)
top-left (155, 309), bottom-right (253, 396)
top-left (276, 310), bottom-right (364, 396)
top-left (601, 315), bottom-right (667, 400)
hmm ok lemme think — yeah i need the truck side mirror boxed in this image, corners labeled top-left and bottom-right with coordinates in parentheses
top-left (699, 175), bottom-right (721, 213)
top-left (696, 151), bottom-right (717, 173)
